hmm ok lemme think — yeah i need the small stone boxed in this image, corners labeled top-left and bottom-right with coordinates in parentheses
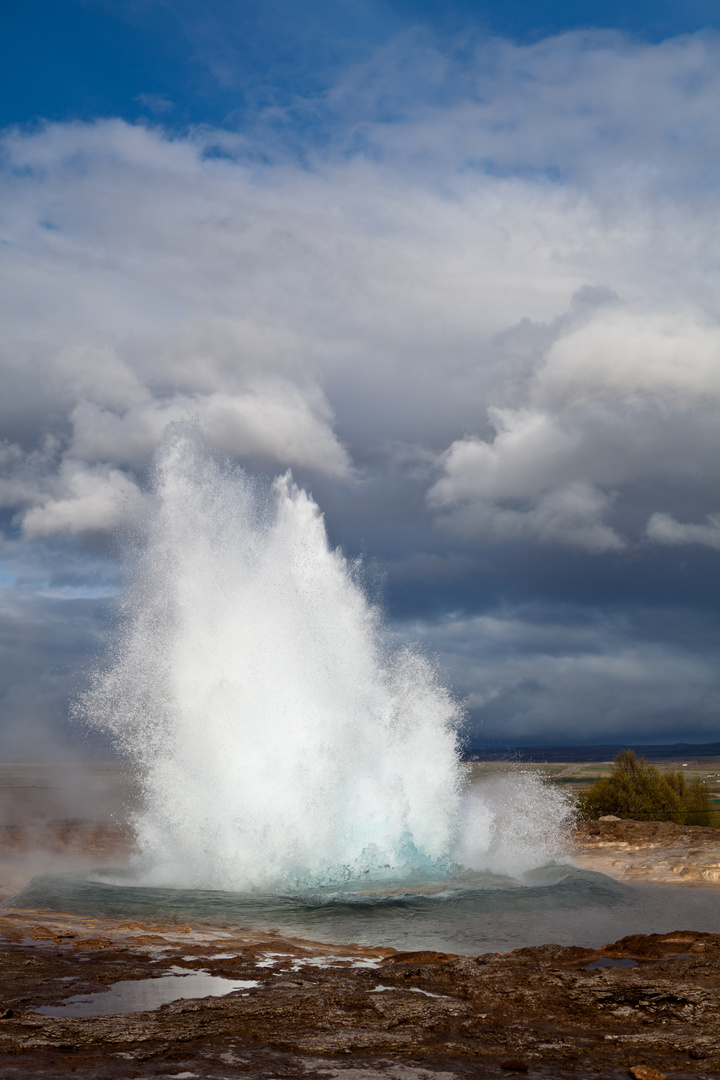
top-left (628, 1066), bottom-right (666, 1080)
top-left (599, 815), bottom-right (622, 821)
top-left (500, 1062), bottom-right (529, 1073)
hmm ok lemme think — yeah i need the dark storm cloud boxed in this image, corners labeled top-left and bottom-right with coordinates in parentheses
top-left (392, 605), bottom-right (720, 745)
top-left (0, 27), bottom-right (718, 750)
top-left (0, 578), bottom-right (117, 759)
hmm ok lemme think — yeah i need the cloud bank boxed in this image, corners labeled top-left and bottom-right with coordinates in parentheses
top-left (1, 28), bottom-right (718, 750)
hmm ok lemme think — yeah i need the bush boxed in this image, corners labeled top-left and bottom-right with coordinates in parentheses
top-left (577, 749), bottom-right (715, 826)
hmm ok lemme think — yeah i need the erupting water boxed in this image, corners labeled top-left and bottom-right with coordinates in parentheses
top-left (78, 426), bottom-right (571, 893)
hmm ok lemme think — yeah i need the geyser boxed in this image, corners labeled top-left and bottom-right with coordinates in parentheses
top-left (78, 427), bottom-right (570, 892)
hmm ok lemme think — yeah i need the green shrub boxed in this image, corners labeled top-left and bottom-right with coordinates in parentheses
top-left (576, 749), bottom-right (715, 826)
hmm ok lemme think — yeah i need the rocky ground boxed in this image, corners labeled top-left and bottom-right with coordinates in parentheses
top-left (0, 818), bottom-right (718, 1079)
top-left (0, 908), bottom-right (718, 1079)
top-left (573, 820), bottom-right (720, 885)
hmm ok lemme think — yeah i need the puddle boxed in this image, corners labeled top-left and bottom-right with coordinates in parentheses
top-left (255, 952), bottom-right (292, 968)
top-left (36, 969), bottom-right (260, 1017)
top-left (183, 952), bottom-right (240, 961)
top-left (585, 957), bottom-right (638, 970)
top-left (369, 984), bottom-right (451, 1000)
top-left (290, 955), bottom-right (342, 971)
top-left (407, 986), bottom-right (451, 999)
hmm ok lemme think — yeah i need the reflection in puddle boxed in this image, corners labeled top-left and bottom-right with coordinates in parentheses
top-left (37, 969), bottom-right (259, 1017)
top-left (585, 957), bottom-right (638, 970)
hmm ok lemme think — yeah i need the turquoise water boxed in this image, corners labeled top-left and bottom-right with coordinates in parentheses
top-left (7, 864), bottom-right (718, 955)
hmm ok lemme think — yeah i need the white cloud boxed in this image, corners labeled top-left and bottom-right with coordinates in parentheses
top-left (53, 343), bottom-right (150, 412)
top-left (426, 292), bottom-right (720, 550)
top-left (67, 382), bottom-right (350, 477)
top-left (431, 478), bottom-right (624, 553)
top-left (334, 30), bottom-right (720, 191)
top-left (0, 30), bottom-right (718, 550)
top-left (535, 307), bottom-right (720, 407)
top-left (646, 511), bottom-right (720, 550)
top-left (427, 410), bottom-right (625, 551)
top-left (429, 410), bottom-right (577, 504)
top-left (19, 462), bottom-right (145, 539)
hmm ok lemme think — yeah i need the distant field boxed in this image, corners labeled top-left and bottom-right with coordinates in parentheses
top-left (0, 761), bottom-right (139, 825)
top-left (466, 757), bottom-right (720, 814)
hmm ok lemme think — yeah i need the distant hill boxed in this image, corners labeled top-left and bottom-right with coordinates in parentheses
top-left (462, 742), bottom-right (720, 762)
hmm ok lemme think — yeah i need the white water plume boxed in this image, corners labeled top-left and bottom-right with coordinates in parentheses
top-left (79, 426), bottom-right (572, 890)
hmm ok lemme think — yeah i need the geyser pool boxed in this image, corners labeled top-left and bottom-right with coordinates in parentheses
top-left (10, 868), bottom-right (720, 956)
top-left (75, 425), bottom-right (572, 895)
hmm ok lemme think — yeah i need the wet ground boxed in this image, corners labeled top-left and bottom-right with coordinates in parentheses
top-left (1, 762), bottom-right (719, 1078)
top-left (0, 908), bottom-right (719, 1078)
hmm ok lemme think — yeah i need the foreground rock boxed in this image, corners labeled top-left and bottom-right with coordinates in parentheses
top-left (0, 909), bottom-right (718, 1079)
top-left (573, 819), bottom-right (720, 885)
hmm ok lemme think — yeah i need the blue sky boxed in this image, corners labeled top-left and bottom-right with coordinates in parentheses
top-left (3, 0), bottom-right (720, 131)
top-left (1, 0), bottom-right (719, 756)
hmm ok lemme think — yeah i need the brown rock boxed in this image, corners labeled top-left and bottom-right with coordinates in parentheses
top-left (573, 818), bottom-right (720, 884)
top-left (0, 911), bottom-right (718, 1079)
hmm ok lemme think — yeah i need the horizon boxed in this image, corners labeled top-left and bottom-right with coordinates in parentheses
top-left (0, 0), bottom-right (718, 758)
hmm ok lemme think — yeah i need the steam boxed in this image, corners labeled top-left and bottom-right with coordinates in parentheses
top-left (78, 427), bottom-right (571, 890)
